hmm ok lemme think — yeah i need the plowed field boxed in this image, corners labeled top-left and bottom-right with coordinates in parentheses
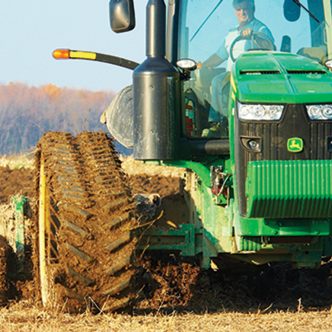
top-left (0, 154), bottom-right (332, 331)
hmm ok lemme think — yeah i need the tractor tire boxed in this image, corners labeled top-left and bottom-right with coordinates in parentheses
top-left (36, 131), bottom-right (140, 313)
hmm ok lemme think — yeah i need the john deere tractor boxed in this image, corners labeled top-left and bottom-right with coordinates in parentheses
top-left (36, 0), bottom-right (332, 312)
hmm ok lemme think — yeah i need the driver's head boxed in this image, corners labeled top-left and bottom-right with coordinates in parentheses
top-left (233, 0), bottom-right (255, 25)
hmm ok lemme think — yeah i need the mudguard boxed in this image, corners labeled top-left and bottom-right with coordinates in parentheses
top-left (103, 85), bottom-right (134, 148)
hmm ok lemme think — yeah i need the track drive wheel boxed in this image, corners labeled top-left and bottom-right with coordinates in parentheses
top-left (36, 132), bottom-right (140, 313)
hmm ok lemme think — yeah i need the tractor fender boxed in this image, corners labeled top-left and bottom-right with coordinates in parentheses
top-left (101, 85), bottom-right (134, 148)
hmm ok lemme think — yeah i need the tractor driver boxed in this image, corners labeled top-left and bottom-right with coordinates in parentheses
top-left (201, 0), bottom-right (275, 127)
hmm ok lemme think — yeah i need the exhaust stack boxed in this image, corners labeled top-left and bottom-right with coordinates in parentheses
top-left (133, 0), bottom-right (180, 160)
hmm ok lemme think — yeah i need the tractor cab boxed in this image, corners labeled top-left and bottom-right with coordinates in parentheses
top-left (176, 0), bottom-right (332, 139)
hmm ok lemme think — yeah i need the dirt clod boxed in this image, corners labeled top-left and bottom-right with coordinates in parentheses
top-left (138, 257), bottom-right (200, 310)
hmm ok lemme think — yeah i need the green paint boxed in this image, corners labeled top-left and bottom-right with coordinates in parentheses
top-left (11, 195), bottom-right (27, 271)
top-left (237, 217), bottom-right (331, 236)
top-left (141, 224), bottom-right (201, 257)
top-left (232, 53), bottom-right (332, 104)
top-left (163, 160), bottom-right (210, 186)
top-left (246, 160), bottom-right (332, 218)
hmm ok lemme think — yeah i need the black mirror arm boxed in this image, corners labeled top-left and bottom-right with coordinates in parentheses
top-left (293, 0), bottom-right (320, 23)
top-left (177, 68), bottom-right (191, 81)
top-left (94, 52), bottom-right (139, 70)
top-left (53, 49), bottom-right (139, 70)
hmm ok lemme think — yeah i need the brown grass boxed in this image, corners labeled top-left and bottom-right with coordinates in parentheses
top-left (0, 153), bottom-right (183, 177)
top-left (1, 301), bottom-right (332, 332)
top-left (121, 157), bottom-right (186, 178)
top-left (0, 152), bottom-right (34, 170)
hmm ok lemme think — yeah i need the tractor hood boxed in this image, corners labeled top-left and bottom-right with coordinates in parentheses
top-left (232, 52), bottom-right (332, 104)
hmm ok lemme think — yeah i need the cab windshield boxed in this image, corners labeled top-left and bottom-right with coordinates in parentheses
top-left (177, 0), bottom-right (332, 138)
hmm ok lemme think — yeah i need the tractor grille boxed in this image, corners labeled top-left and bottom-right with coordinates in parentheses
top-left (246, 160), bottom-right (332, 218)
top-left (234, 104), bottom-right (332, 216)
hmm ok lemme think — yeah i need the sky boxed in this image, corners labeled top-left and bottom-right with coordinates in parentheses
top-left (0, 1), bottom-right (146, 92)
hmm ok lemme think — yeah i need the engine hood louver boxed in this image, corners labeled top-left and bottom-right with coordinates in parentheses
top-left (287, 70), bottom-right (326, 75)
top-left (239, 70), bottom-right (326, 75)
top-left (240, 70), bottom-right (280, 75)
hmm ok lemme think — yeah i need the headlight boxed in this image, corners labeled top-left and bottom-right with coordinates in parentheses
top-left (238, 103), bottom-right (284, 121)
top-left (176, 58), bottom-right (197, 71)
top-left (306, 105), bottom-right (332, 120)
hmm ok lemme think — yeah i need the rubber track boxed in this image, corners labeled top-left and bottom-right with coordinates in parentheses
top-left (36, 132), bottom-right (139, 313)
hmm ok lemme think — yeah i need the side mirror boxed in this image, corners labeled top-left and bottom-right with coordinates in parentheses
top-left (109, 0), bottom-right (136, 33)
top-left (284, 0), bottom-right (301, 22)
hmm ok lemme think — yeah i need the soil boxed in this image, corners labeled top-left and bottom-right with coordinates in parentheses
top-left (0, 236), bottom-right (9, 306)
top-left (0, 149), bottom-right (332, 321)
top-left (0, 167), bottom-right (34, 204)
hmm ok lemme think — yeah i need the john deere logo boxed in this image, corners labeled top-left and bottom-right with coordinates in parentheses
top-left (287, 137), bottom-right (304, 153)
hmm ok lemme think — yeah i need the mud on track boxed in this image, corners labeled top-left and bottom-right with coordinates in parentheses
top-left (35, 132), bottom-right (141, 313)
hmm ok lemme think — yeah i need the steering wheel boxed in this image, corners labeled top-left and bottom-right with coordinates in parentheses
top-left (229, 32), bottom-right (275, 62)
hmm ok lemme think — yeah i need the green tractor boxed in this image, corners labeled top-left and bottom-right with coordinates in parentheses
top-left (36, 0), bottom-right (332, 312)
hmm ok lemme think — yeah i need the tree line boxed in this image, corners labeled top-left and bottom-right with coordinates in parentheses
top-left (0, 83), bottom-right (114, 154)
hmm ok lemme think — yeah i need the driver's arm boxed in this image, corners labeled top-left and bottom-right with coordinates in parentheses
top-left (252, 25), bottom-right (275, 50)
top-left (201, 36), bottom-right (229, 68)
top-left (202, 40), bottom-right (229, 69)
top-left (202, 53), bottom-right (224, 68)
top-left (255, 34), bottom-right (275, 50)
